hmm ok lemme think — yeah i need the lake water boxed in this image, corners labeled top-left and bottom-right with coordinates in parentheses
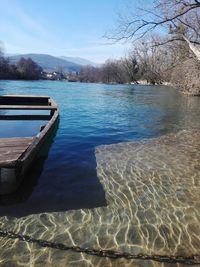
top-left (0, 80), bottom-right (200, 266)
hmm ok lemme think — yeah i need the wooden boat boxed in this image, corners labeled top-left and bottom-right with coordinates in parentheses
top-left (0, 95), bottom-right (59, 194)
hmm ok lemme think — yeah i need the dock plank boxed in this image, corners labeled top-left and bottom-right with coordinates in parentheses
top-left (0, 105), bottom-right (57, 110)
top-left (1, 95), bottom-right (50, 98)
top-left (0, 115), bottom-right (51, 120)
top-left (0, 137), bottom-right (34, 167)
top-left (0, 95), bottom-right (50, 105)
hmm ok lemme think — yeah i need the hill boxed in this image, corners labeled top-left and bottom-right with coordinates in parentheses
top-left (9, 54), bottom-right (82, 72)
top-left (60, 56), bottom-right (101, 67)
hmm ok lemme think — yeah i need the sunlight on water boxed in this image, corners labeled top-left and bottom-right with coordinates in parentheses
top-left (0, 130), bottom-right (200, 266)
top-left (0, 81), bottom-right (200, 266)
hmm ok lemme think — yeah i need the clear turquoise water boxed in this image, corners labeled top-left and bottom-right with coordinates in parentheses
top-left (0, 80), bottom-right (200, 216)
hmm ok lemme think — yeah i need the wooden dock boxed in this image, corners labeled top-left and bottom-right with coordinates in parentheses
top-left (0, 95), bottom-right (59, 194)
top-left (0, 137), bottom-right (34, 167)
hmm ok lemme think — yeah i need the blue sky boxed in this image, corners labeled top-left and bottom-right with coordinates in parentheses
top-left (0, 0), bottom-right (153, 63)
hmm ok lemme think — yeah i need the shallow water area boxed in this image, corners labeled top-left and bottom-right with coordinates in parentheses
top-left (0, 81), bottom-right (200, 266)
top-left (96, 130), bottom-right (200, 255)
top-left (0, 130), bottom-right (200, 266)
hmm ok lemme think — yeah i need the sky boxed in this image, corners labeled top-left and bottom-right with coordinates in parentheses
top-left (0, 0), bottom-right (153, 63)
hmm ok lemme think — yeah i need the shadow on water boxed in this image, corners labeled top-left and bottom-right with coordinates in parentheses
top-left (0, 120), bottom-right (107, 217)
top-left (0, 157), bottom-right (46, 206)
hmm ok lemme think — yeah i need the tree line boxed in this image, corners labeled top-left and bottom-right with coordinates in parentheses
top-left (79, 0), bottom-right (200, 95)
top-left (78, 37), bottom-right (188, 86)
top-left (0, 54), bottom-right (43, 80)
top-left (107, 0), bottom-right (200, 95)
top-left (78, 57), bottom-right (138, 84)
top-left (78, 41), bottom-right (175, 85)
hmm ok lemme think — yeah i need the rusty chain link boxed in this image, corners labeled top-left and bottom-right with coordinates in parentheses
top-left (0, 229), bottom-right (199, 265)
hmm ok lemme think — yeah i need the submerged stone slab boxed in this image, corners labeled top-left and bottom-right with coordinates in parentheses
top-left (95, 130), bottom-right (200, 257)
top-left (0, 130), bottom-right (200, 266)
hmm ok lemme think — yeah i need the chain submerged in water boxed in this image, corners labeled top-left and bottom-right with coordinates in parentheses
top-left (0, 229), bottom-right (199, 265)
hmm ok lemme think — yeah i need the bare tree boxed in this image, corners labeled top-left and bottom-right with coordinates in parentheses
top-left (17, 57), bottom-right (43, 80)
top-left (111, 0), bottom-right (200, 60)
top-left (101, 59), bottom-right (128, 84)
top-left (121, 54), bottom-right (139, 83)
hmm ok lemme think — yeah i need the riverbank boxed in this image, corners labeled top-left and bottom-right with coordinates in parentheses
top-left (182, 90), bottom-right (200, 96)
top-left (131, 80), bottom-right (173, 86)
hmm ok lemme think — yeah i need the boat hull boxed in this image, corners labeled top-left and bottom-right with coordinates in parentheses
top-left (0, 95), bottom-right (59, 195)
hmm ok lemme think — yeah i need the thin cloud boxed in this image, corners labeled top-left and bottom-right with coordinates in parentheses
top-left (0, 0), bottom-right (131, 62)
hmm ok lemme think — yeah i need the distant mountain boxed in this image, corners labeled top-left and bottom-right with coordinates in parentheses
top-left (9, 53), bottom-right (82, 72)
top-left (60, 56), bottom-right (101, 67)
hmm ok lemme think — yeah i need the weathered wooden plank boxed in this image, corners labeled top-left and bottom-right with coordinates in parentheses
top-left (0, 142), bottom-right (32, 147)
top-left (0, 148), bottom-right (28, 153)
top-left (0, 95), bottom-right (50, 105)
top-left (0, 138), bottom-right (33, 146)
top-left (0, 105), bottom-right (57, 110)
top-left (0, 138), bottom-right (33, 145)
top-left (0, 137), bottom-right (34, 167)
top-left (1, 95), bottom-right (50, 98)
top-left (0, 144), bottom-right (31, 149)
top-left (0, 139), bottom-right (33, 144)
top-left (0, 115), bottom-right (51, 120)
top-left (0, 154), bottom-right (23, 161)
top-left (0, 95), bottom-right (59, 194)
top-left (19, 109), bottom-right (59, 171)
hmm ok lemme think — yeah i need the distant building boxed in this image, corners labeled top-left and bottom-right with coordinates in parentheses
top-left (43, 71), bottom-right (66, 80)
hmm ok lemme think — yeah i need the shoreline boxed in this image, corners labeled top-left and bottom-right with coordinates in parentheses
top-left (182, 90), bottom-right (200, 96)
top-left (131, 80), bottom-right (172, 86)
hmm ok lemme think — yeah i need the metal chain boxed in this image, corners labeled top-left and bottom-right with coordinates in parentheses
top-left (0, 229), bottom-right (199, 265)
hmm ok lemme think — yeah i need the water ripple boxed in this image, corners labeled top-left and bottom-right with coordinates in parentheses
top-left (0, 130), bottom-right (200, 266)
